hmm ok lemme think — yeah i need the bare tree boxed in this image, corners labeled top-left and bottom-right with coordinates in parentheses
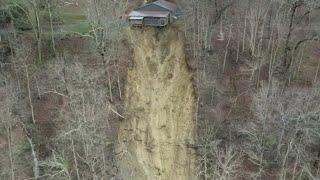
top-left (241, 83), bottom-right (320, 179)
top-left (85, 0), bottom-right (128, 102)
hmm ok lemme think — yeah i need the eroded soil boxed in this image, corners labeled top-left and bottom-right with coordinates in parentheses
top-left (117, 27), bottom-right (196, 180)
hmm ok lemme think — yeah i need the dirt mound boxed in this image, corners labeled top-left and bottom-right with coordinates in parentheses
top-left (117, 27), bottom-right (196, 180)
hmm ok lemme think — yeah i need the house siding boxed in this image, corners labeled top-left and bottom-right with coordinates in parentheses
top-left (129, 19), bottom-right (143, 26)
top-left (144, 17), bottom-right (168, 26)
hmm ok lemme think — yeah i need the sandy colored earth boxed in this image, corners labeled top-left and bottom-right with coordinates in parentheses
top-left (117, 26), bottom-right (196, 180)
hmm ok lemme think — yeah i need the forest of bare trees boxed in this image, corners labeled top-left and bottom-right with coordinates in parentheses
top-left (0, 0), bottom-right (320, 179)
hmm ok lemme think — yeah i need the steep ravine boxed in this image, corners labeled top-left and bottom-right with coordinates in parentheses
top-left (117, 27), bottom-right (196, 180)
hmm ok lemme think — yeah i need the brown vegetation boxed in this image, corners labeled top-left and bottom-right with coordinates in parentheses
top-left (0, 0), bottom-right (319, 179)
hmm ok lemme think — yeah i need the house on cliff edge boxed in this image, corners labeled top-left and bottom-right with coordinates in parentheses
top-left (128, 0), bottom-right (180, 27)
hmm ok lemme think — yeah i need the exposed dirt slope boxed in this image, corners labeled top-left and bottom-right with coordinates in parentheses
top-left (117, 27), bottom-right (196, 180)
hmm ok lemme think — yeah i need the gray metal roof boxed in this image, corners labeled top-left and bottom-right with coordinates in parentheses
top-left (129, 10), bottom-right (170, 18)
top-left (153, 0), bottom-right (177, 12)
top-left (128, 0), bottom-right (177, 18)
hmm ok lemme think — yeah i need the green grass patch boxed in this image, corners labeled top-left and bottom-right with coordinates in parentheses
top-left (59, 12), bottom-right (91, 34)
top-left (61, 13), bottom-right (87, 23)
top-left (62, 21), bottom-right (91, 34)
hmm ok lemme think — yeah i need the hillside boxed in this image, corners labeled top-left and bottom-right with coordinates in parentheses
top-left (118, 27), bottom-right (196, 179)
top-left (0, 0), bottom-right (320, 180)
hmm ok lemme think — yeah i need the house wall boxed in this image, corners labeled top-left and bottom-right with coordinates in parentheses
top-left (144, 17), bottom-right (168, 26)
top-left (129, 19), bottom-right (143, 26)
